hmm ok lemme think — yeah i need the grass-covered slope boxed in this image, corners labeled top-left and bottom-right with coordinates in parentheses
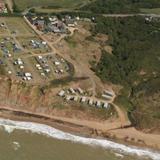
top-left (91, 16), bottom-right (160, 132)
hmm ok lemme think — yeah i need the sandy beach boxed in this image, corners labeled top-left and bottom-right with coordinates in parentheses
top-left (0, 105), bottom-right (160, 151)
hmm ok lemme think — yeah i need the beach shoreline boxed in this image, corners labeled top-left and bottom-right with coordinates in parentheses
top-left (0, 111), bottom-right (160, 160)
top-left (0, 105), bottom-right (160, 152)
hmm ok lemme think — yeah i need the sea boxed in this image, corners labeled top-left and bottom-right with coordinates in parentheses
top-left (0, 118), bottom-right (159, 160)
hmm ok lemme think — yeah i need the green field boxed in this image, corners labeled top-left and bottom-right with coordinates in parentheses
top-left (13, 0), bottom-right (92, 11)
top-left (4, 17), bottom-right (35, 36)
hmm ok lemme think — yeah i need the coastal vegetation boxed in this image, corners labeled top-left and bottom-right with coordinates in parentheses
top-left (82, 0), bottom-right (160, 14)
top-left (91, 16), bottom-right (160, 131)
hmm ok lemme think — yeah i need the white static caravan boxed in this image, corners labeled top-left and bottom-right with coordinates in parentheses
top-left (54, 61), bottom-right (60, 66)
top-left (77, 87), bottom-right (83, 94)
top-left (103, 103), bottom-right (109, 109)
top-left (88, 99), bottom-right (94, 106)
top-left (73, 96), bottom-right (79, 102)
top-left (104, 90), bottom-right (114, 97)
top-left (102, 94), bottom-right (112, 100)
top-left (96, 101), bottom-right (101, 108)
top-left (65, 95), bottom-right (72, 101)
top-left (25, 72), bottom-right (32, 77)
top-left (58, 90), bottom-right (65, 97)
top-left (69, 88), bottom-right (76, 94)
top-left (80, 97), bottom-right (86, 103)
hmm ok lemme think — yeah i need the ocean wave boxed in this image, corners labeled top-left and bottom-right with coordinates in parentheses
top-left (0, 118), bottom-right (159, 160)
top-left (12, 141), bottom-right (21, 150)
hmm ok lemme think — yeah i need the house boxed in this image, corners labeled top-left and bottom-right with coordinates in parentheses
top-left (30, 16), bottom-right (45, 31)
top-left (65, 19), bottom-right (76, 27)
top-left (47, 22), bottom-right (66, 33)
top-left (36, 20), bottom-right (45, 30)
top-left (48, 25), bottom-right (61, 33)
top-left (49, 16), bottom-right (58, 22)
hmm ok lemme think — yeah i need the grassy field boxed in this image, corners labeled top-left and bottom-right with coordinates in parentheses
top-left (4, 17), bottom-right (35, 36)
top-left (13, 0), bottom-right (92, 11)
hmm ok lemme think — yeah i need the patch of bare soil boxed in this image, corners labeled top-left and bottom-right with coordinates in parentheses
top-left (94, 33), bottom-right (109, 43)
top-left (104, 45), bottom-right (113, 54)
top-left (0, 77), bottom-right (114, 122)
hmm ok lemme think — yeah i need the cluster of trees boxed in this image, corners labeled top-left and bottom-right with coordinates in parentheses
top-left (12, 0), bottom-right (22, 13)
top-left (91, 16), bottom-right (160, 129)
top-left (82, 0), bottom-right (160, 14)
top-left (92, 16), bottom-right (160, 86)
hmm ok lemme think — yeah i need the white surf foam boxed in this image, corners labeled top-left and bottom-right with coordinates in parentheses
top-left (0, 118), bottom-right (159, 160)
top-left (12, 141), bottom-right (21, 150)
top-left (3, 125), bottom-right (15, 133)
